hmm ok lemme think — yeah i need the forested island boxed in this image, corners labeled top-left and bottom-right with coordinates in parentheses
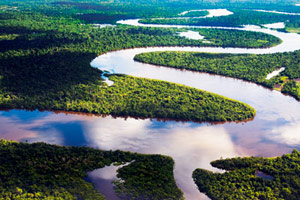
top-left (193, 150), bottom-right (300, 200)
top-left (0, 139), bottom-right (183, 200)
top-left (196, 28), bottom-right (281, 48)
top-left (140, 9), bottom-right (300, 33)
top-left (0, 7), bottom-right (260, 122)
top-left (134, 51), bottom-right (300, 100)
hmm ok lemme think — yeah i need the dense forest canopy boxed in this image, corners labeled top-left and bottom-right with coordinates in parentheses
top-left (1, 0), bottom-right (300, 22)
top-left (1, 0), bottom-right (300, 199)
top-left (0, 8), bottom-right (260, 122)
top-left (0, 139), bottom-right (183, 200)
top-left (193, 150), bottom-right (300, 200)
top-left (140, 9), bottom-right (300, 33)
top-left (134, 50), bottom-right (300, 100)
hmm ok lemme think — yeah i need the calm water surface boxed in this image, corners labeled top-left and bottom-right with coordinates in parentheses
top-left (2, 9), bottom-right (300, 200)
top-left (87, 165), bottom-right (122, 200)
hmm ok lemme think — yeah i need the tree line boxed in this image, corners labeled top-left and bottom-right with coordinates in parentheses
top-left (140, 9), bottom-right (300, 33)
top-left (0, 139), bottom-right (183, 200)
top-left (193, 150), bottom-right (300, 200)
top-left (134, 50), bottom-right (300, 100)
top-left (0, 10), bottom-right (256, 122)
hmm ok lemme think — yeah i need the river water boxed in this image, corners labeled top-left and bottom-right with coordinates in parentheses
top-left (1, 9), bottom-right (300, 200)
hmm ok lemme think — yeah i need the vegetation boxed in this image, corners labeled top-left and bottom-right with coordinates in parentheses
top-left (0, 139), bottom-right (183, 200)
top-left (285, 27), bottom-right (300, 33)
top-left (47, 0), bottom-right (300, 32)
top-left (1, 0), bottom-right (300, 199)
top-left (134, 51), bottom-right (300, 99)
top-left (193, 150), bottom-right (300, 200)
top-left (196, 28), bottom-right (281, 48)
top-left (0, 70), bottom-right (256, 122)
top-left (140, 9), bottom-right (300, 33)
top-left (0, 10), bottom-right (258, 122)
top-left (114, 155), bottom-right (183, 200)
top-left (50, 1), bottom-right (188, 23)
top-left (282, 80), bottom-right (300, 100)
top-left (1, 0), bottom-right (193, 24)
top-left (180, 10), bottom-right (209, 17)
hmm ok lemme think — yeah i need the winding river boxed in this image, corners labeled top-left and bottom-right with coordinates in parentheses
top-left (2, 9), bottom-right (300, 200)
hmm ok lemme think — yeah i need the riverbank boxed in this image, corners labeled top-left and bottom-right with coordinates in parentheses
top-left (193, 149), bottom-right (300, 199)
top-left (0, 11), bottom-right (259, 123)
top-left (133, 50), bottom-right (300, 101)
top-left (2, 3), bottom-right (300, 200)
top-left (0, 139), bottom-right (183, 200)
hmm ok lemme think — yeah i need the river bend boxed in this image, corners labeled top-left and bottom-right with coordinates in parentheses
top-left (2, 9), bottom-right (300, 200)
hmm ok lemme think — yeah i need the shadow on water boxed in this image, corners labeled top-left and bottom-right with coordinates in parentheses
top-left (255, 170), bottom-right (274, 181)
top-left (24, 122), bottom-right (88, 146)
top-left (86, 165), bottom-right (122, 200)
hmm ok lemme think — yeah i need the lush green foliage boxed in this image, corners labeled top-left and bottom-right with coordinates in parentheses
top-left (50, 1), bottom-right (188, 23)
top-left (0, 139), bottom-right (114, 200)
top-left (0, 71), bottom-right (256, 122)
top-left (1, 0), bottom-right (188, 22)
top-left (199, 28), bottom-right (281, 48)
top-left (0, 139), bottom-right (183, 200)
top-left (193, 150), bottom-right (300, 200)
top-left (180, 10), bottom-right (209, 17)
top-left (282, 80), bottom-right (300, 100)
top-left (0, 10), bottom-right (257, 122)
top-left (192, 28), bottom-right (281, 48)
top-left (134, 51), bottom-right (300, 94)
top-left (140, 9), bottom-right (300, 32)
top-left (114, 155), bottom-right (184, 200)
top-left (1, 0), bottom-right (300, 25)
top-left (0, 0), bottom-right (300, 199)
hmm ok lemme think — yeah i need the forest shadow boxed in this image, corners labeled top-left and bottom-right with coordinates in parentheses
top-left (0, 50), bottom-right (101, 97)
top-left (0, 26), bottom-right (85, 52)
top-left (52, 1), bottom-right (111, 11)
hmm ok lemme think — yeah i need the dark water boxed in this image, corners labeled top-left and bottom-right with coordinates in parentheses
top-left (255, 170), bottom-right (274, 181)
top-left (86, 165), bottom-right (121, 200)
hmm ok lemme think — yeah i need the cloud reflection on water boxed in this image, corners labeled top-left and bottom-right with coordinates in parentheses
top-left (269, 122), bottom-right (300, 146)
top-left (0, 110), bottom-right (88, 145)
top-left (82, 116), bottom-right (241, 200)
top-left (0, 112), bottom-right (38, 141)
top-left (1, 109), bottom-right (300, 199)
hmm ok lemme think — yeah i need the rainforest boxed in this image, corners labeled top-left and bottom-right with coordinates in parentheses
top-left (1, 0), bottom-right (300, 199)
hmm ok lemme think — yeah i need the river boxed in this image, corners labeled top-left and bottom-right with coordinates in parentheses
top-left (1, 9), bottom-right (300, 200)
